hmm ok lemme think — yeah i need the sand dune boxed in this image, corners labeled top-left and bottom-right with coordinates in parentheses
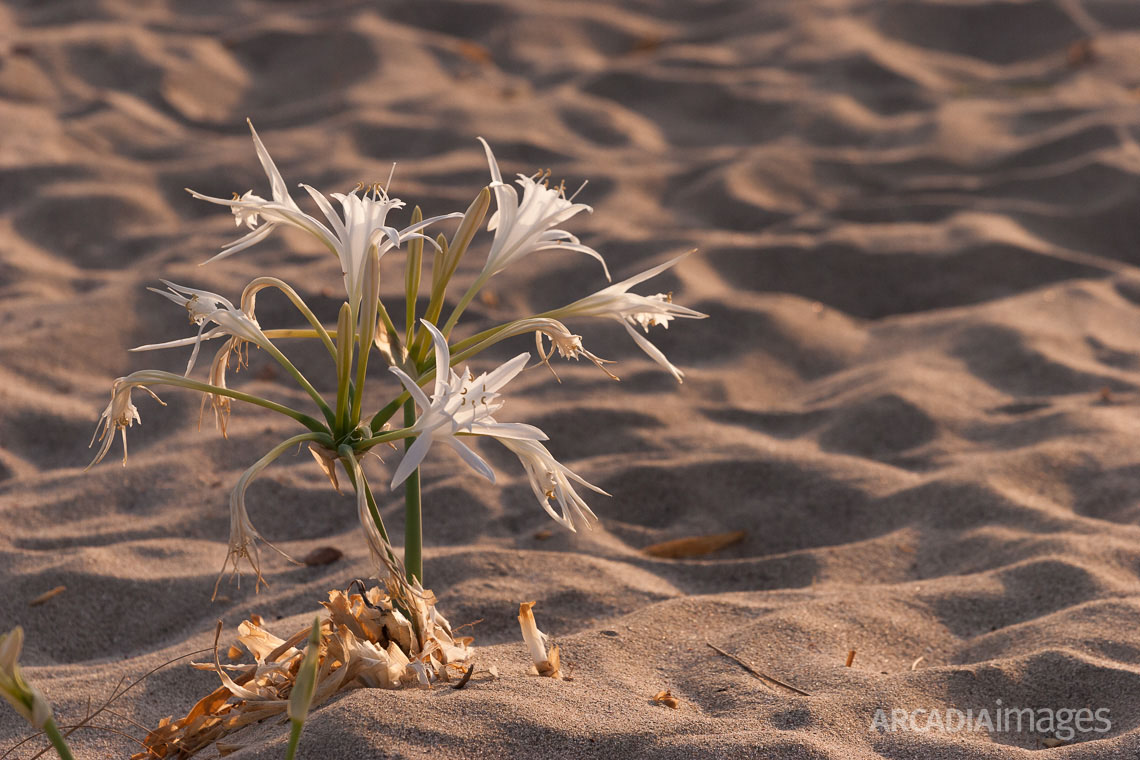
top-left (5, 0), bottom-right (1140, 757)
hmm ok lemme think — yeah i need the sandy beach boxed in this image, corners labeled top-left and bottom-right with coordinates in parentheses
top-left (5, 0), bottom-right (1140, 757)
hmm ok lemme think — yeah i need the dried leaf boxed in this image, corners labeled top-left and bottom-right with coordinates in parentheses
top-left (533, 528), bottom-right (553, 540)
top-left (308, 444), bottom-right (341, 492)
top-left (1066, 38), bottom-right (1095, 68)
top-left (28, 585), bottom-right (66, 606)
top-left (652, 690), bottom-right (680, 709)
top-left (457, 40), bottom-right (492, 64)
top-left (226, 645), bottom-right (243, 661)
top-left (137, 584), bottom-right (474, 754)
top-left (302, 546), bottom-right (343, 566)
top-left (642, 530), bottom-right (746, 559)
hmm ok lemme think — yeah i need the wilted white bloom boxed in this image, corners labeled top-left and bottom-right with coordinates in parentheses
top-left (189, 120), bottom-right (458, 312)
top-left (88, 379), bottom-right (165, 468)
top-left (557, 252), bottom-right (706, 381)
top-left (497, 437), bottom-right (606, 531)
top-left (0, 627), bottom-right (53, 729)
top-left (478, 137), bottom-right (609, 280)
top-left (389, 320), bottom-right (545, 488)
top-left (134, 281), bottom-right (275, 376)
top-left (527, 317), bottom-right (617, 381)
top-left (200, 336), bottom-right (243, 436)
top-left (215, 437), bottom-right (305, 597)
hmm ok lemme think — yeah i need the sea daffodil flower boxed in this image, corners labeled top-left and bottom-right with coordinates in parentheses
top-left (497, 437), bottom-right (606, 531)
top-left (135, 281), bottom-right (275, 375)
top-left (555, 251), bottom-right (706, 381)
top-left (389, 321), bottom-right (545, 488)
top-left (189, 121), bottom-right (459, 313)
top-left (478, 137), bottom-right (609, 281)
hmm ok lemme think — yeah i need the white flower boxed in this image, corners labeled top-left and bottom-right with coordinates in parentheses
top-left (189, 120), bottom-right (459, 312)
top-left (478, 138), bottom-right (609, 280)
top-left (88, 379), bottom-right (165, 468)
top-left (558, 252), bottom-right (706, 382)
top-left (389, 320), bottom-right (545, 488)
top-left (497, 437), bottom-right (606, 531)
top-left (133, 281), bottom-right (273, 375)
top-left (0, 627), bottom-right (54, 729)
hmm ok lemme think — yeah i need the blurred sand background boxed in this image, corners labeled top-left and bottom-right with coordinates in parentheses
top-left (6, 0), bottom-right (1140, 757)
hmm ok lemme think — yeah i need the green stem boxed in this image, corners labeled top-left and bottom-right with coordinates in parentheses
top-left (241, 277), bottom-right (338, 360)
top-left (355, 426), bottom-right (414, 451)
top-left (263, 343), bottom-right (336, 427)
top-left (352, 250), bottom-right (381, 428)
top-left (405, 206), bottom-right (424, 341)
top-left (42, 719), bottom-right (76, 760)
top-left (334, 304), bottom-right (353, 436)
top-left (402, 399), bottom-right (422, 584)
top-left (120, 370), bottom-right (327, 432)
top-left (285, 719), bottom-right (304, 760)
top-left (438, 275), bottom-right (486, 342)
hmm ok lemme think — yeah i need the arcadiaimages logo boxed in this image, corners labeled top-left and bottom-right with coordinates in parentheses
top-left (870, 700), bottom-right (1111, 742)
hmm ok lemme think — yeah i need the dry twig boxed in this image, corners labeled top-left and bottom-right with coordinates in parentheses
top-left (706, 642), bottom-right (810, 697)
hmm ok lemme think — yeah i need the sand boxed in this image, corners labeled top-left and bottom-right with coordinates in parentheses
top-left (4, 0), bottom-right (1140, 757)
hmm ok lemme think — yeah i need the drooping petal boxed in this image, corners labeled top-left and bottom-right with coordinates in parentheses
top-left (617, 317), bottom-right (684, 382)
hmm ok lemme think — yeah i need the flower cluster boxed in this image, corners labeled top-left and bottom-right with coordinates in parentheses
top-left (88, 120), bottom-right (706, 592)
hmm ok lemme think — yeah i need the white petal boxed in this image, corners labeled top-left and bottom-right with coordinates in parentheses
top-left (420, 320), bottom-right (452, 399)
top-left (202, 222), bottom-right (276, 264)
top-left (247, 119), bottom-right (299, 210)
top-left (469, 421), bottom-right (547, 441)
top-left (391, 433), bottom-right (434, 488)
top-left (478, 136), bottom-right (504, 185)
top-left (444, 436), bottom-right (496, 483)
top-left (482, 352), bottom-right (530, 392)
top-left (389, 367), bottom-right (432, 413)
top-left (619, 319), bottom-right (684, 382)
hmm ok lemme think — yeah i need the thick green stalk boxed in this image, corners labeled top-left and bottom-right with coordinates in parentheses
top-left (413, 187), bottom-right (490, 360)
top-left (405, 206), bottom-right (424, 340)
top-left (334, 303), bottom-right (353, 435)
top-left (42, 719), bottom-right (76, 760)
top-left (402, 399), bottom-right (422, 584)
top-left (352, 249), bottom-right (381, 426)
